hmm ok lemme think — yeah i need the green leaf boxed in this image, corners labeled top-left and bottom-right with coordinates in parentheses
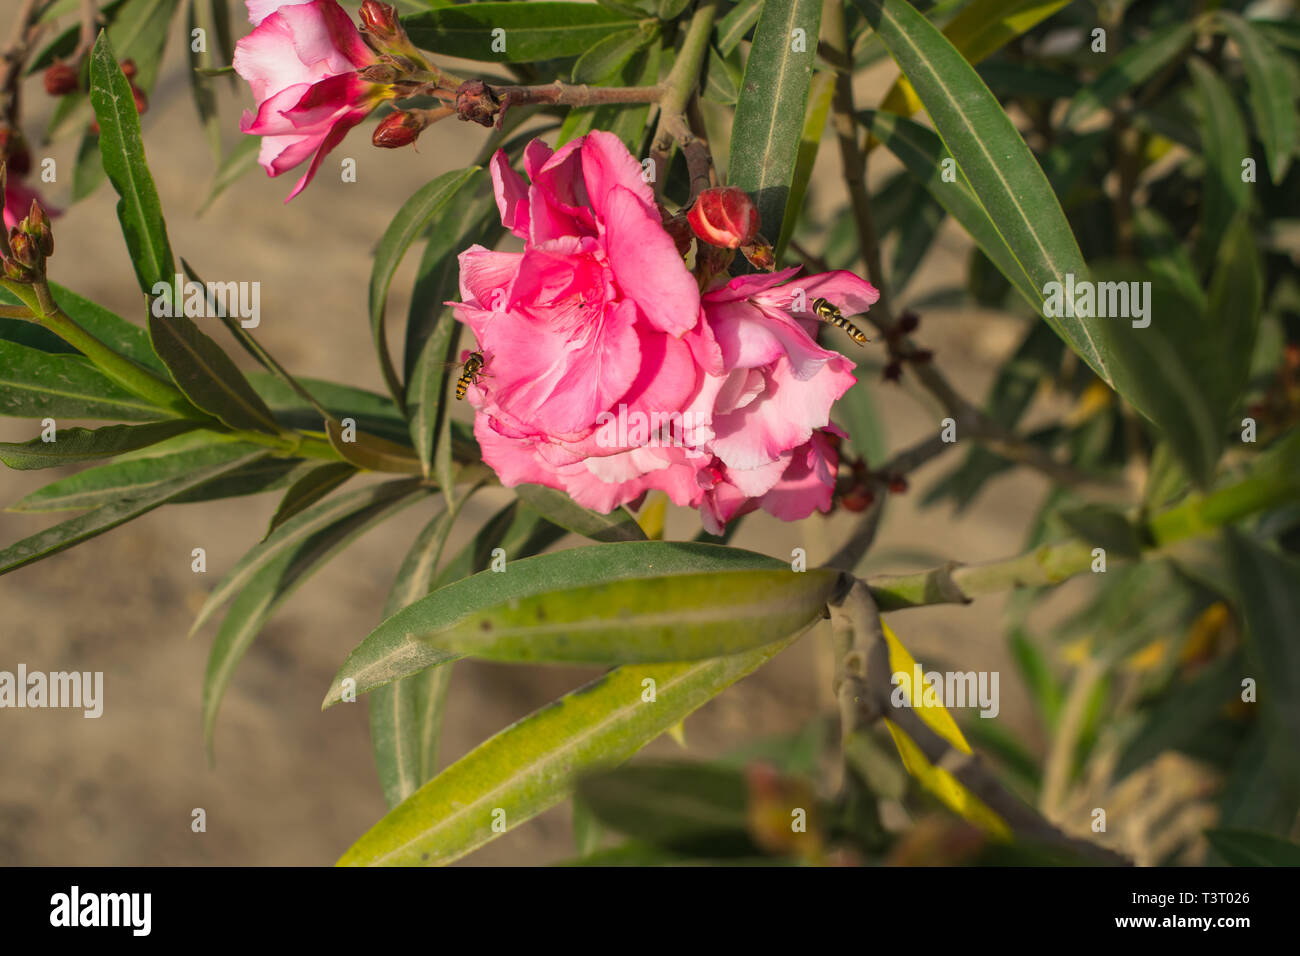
top-left (384, 564), bottom-right (837, 665)
top-left (728, 0), bottom-right (823, 249)
top-left (369, 505), bottom-right (461, 809)
top-left (49, 282), bottom-right (167, 375)
top-left (1205, 828), bottom-right (1300, 866)
top-left (576, 763), bottom-right (758, 855)
top-left (147, 310), bottom-right (280, 434)
top-left (0, 445), bottom-right (265, 576)
top-left (88, 30), bottom-right (175, 294)
top-left (191, 479), bottom-right (424, 637)
top-left (1224, 530), bottom-right (1300, 748)
top-left (1188, 58), bottom-right (1251, 272)
top-left (571, 25), bottom-right (655, 83)
top-left (198, 135), bottom-right (261, 215)
top-left (249, 373), bottom-right (408, 443)
top-left (0, 340), bottom-right (165, 422)
top-left (715, 0), bottom-right (762, 55)
top-left (776, 70), bottom-right (835, 259)
top-left (1063, 22), bottom-right (1197, 129)
top-left (325, 541), bottom-right (804, 705)
top-left (862, 110), bottom-right (1037, 309)
top-left (431, 500), bottom-right (567, 590)
top-left (325, 417), bottom-right (424, 475)
top-left (188, 0), bottom-right (223, 162)
top-left (369, 167), bottom-right (481, 409)
top-left (203, 480), bottom-right (427, 751)
top-left (402, 3), bottom-right (642, 63)
top-left (337, 633), bottom-right (803, 865)
top-left (1055, 503), bottom-right (1141, 559)
top-left (264, 461), bottom-right (357, 538)
top-left (513, 483), bottom-right (646, 542)
top-left (1212, 12), bottom-right (1296, 184)
top-left (1133, 207), bottom-right (1205, 309)
top-left (406, 316), bottom-right (459, 477)
top-left (0, 420), bottom-right (199, 469)
top-left (10, 443), bottom-right (308, 513)
top-left (851, 0), bottom-right (1107, 385)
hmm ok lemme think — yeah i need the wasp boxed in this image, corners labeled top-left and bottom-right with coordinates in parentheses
top-left (455, 351), bottom-right (487, 400)
top-left (811, 297), bottom-right (871, 345)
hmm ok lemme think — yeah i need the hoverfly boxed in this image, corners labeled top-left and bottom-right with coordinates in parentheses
top-left (455, 350), bottom-right (487, 400)
top-left (811, 297), bottom-right (871, 345)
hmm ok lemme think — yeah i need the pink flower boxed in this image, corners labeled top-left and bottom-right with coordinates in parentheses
top-left (234, 0), bottom-right (386, 201)
top-left (3, 176), bottom-right (58, 231)
top-left (454, 132), bottom-right (877, 532)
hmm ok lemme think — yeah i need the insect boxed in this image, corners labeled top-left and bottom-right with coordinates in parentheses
top-left (811, 297), bottom-right (871, 345)
top-left (455, 351), bottom-right (487, 400)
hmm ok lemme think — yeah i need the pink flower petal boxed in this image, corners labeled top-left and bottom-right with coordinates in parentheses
top-left (602, 186), bottom-right (699, 336)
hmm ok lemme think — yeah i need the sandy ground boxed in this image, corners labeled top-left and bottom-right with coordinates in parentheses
top-left (0, 7), bottom-right (1067, 865)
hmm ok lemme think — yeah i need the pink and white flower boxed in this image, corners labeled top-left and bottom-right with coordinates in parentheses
top-left (234, 0), bottom-right (386, 201)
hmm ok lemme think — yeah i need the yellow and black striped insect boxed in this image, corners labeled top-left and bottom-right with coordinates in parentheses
top-left (455, 351), bottom-right (487, 400)
top-left (811, 297), bottom-right (871, 345)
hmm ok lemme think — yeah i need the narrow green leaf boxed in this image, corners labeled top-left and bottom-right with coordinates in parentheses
top-left (400, 566), bottom-right (837, 664)
top-left (191, 479), bottom-right (425, 636)
top-left (0, 420), bottom-right (198, 469)
top-left (188, 0), bottom-right (223, 162)
top-left (48, 282), bottom-right (168, 375)
top-left (369, 167), bottom-right (481, 409)
top-left (716, 0), bottom-right (762, 55)
top-left (728, 0), bottom-right (823, 248)
top-left (147, 310), bottom-right (280, 434)
top-left (513, 483), bottom-right (646, 542)
top-left (0, 340), bottom-right (165, 422)
top-left (11, 444), bottom-right (308, 513)
top-left (203, 480), bottom-right (427, 751)
top-left (88, 30), bottom-right (175, 294)
top-left (1063, 22), bottom-right (1197, 129)
top-left (369, 505), bottom-right (460, 809)
top-left (1215, 12), bottom-right (1296, 184)
top-left (0, 445), bottom-right (265, 576)
top-left (198, 135), bottom-right (261, 215)
top-left (852, 0), bottom-right (1107, 385)
top-left (265, 461), bottom-right (357, 538)
top-left (402, 3), bottom-right (642, 63)
top-left (1133, 207), bottom-right (1205, 309)
top-left (1224, 530), bottom-right (1300, 748)
top-left (1188, 58), bottom-right (1251, 271)
top-left (406, 315), bottom-right (459, 475)
top-left (338, 633), bottom-right (803, 865)
top-left (571, 25), bottom-right (655, 83)
top-left (1205, 828), bottom-right (1300, 867)
top-left (325, 417), bottom-right (424, 475)
top-left (863, 111), bottom-right (1036, 307)
top-left (431, 500), bottom-right (567, 590)
top-left (776, 70), bottom-right (835, 259)
top-left (324, 542), bottom-right (807, 706)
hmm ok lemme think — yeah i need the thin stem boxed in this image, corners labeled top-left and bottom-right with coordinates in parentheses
top-left (650, 0), bottom-right (722, 190)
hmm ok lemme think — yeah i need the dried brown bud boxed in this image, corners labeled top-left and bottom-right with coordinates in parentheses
top-left (23, 200), bottom-right (53, 258)
top-left (44, 61), bottom-right (79, 96)
top-left (455, 80), bottom-right (500, 128)
top-left (372, 110), bottom-right (424, 148)
top-left (882, 360), bottom-right (903, 383)
top-left (888, 475), bottom-right (908, 494)
top-left (740, 236), bottom-right (775, 272)
top-left (8, 229), bottom-right (39, 269)
top-left (897, 310), bottom-right (920, 335)
top-left (358, 63), bottom-right (400, 84)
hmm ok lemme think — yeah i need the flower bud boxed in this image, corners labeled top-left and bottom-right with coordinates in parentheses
top-left (359, 1), bottom-right (402, 42)
top-left (687, 186), bottom-right (759, 249)
top-left (8, 229), bottom-right (39, 269)
top-left (120, 59), bottom-right (137, 80)
top-left (740, 237), bottom-right (775, 272)
top-left (23, 200), bottom-right (53, 258)
top-left (372, 110), bottom-right (423, 148)
top-left (43, 61), bottom-right (79, 96)
top-left (131, 83), bottom-right (148, 114)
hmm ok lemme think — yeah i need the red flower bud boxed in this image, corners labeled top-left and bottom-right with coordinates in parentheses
top-left (120, 59), bottom-right (137, 79)
top-left (359, 1), bottom-right (402, 41)
top-left (687, 186), bottom-right (759, 249)
top-left (131, 83), bottom-right (148, 114)
top-left (840, 487), bottom-right (874, 512)
top-left (888, 475), bottom-right (908, 494)
top-left (372, 110), bottom-right (423, 148)
top-left (44, 61), bottom-right (79, 96)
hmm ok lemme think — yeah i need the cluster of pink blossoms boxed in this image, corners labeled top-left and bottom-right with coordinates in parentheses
top-left (453, 133), bottom-right (878, 533)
